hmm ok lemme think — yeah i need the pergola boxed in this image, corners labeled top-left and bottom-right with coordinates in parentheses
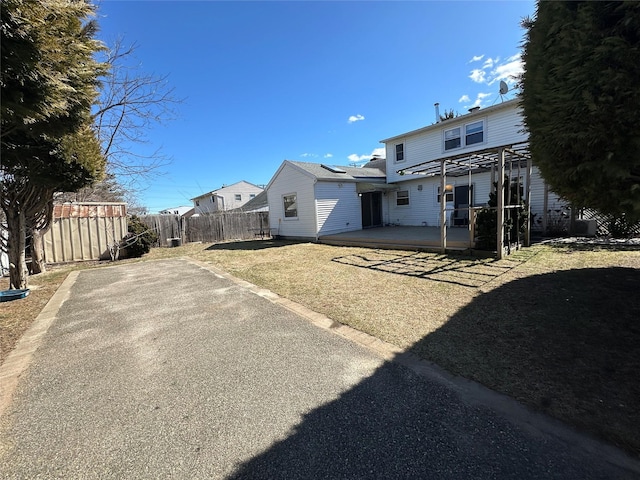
top-left (397, 142), bottom-right (532, 259)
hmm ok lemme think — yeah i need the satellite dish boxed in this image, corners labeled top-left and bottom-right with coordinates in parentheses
top-left (499, 80), bottom-right (509, 95)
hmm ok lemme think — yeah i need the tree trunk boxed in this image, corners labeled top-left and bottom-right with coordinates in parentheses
top-left (6, 208), bottom-right (28, 289)
top-left (30, 227), bottom-right (48, 274)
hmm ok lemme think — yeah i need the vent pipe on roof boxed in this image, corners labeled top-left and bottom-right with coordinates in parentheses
top-left (434, 103), bottom-right (440, 123)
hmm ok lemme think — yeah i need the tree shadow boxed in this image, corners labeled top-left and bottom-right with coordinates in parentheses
top-left (228, 267), bottom-right (640, 478)
top-left (204, 239), bottom-right (305, 252)
top-left (410, 267), bottom-right (640, 455)
top-left (331, 250), bottom-right (529, 288)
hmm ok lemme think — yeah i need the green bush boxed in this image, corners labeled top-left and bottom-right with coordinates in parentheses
top-left (475, 179), bottom-right (528, 250)
top-left (122, 215), bottom-right (158, 258)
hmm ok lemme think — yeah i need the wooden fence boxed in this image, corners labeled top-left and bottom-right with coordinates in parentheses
top-left (139, 211), bottom-right (270, 246)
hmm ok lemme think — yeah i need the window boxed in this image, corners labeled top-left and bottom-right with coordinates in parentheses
top-left (249, 194), bottom-right (256, 199)
top-left (283, 194), bottom-right (298, 218)
top-left (195, 200), bottom-right (200, 206)
top-left (465, 121), bottom-right (484, 145)
top-left (444, 127), bottom-right (461, 151)
top-left (395, 143), bottom-right (404, 162)
top-left (396, 190), bottom-right (409, 206)
top-left (235, 194), bottom-right (242, 201)
top-left (444, 120), bottom-right (485, 151)
top-left (437, 186), bottom-right (454, 203)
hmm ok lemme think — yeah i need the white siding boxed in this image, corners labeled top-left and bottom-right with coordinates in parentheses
top-left (529, 167), bottom-right (567, 231)
top-left (316, 182), bottom-right (362, 235)
top-left (267, 163), bottom-right (317, 239)
top-left (386, 103), bottom-right (526, 184)
top-left (384, 172), bottom-right (494, 227)
top-left (193, 181), bottom-right (263, 213)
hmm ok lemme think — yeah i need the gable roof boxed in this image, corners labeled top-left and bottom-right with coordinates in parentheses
top-left (288, 160), bottom-right (386, 181)
top-left (191, 180), bottom-right (263, 201)
top-left (380, 98), bottom-right (520, 144)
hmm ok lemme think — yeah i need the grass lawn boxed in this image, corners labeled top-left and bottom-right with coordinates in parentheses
top-left (1, 240), bottom-right (639, 457)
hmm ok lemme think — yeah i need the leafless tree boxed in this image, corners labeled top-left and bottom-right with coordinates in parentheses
top-left (29, 38), bottom-right (182, 274)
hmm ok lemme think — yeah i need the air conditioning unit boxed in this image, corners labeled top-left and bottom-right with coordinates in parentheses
top-left (573, 219), bottom-right (597, 237)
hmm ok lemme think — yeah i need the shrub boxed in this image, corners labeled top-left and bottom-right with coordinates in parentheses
top-left (122, 215), bottom-right (158, 258)
top-left (475, 178), bottom-right (528, 250)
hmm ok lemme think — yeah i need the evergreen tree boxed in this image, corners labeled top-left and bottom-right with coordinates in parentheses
top-left (1, 0), bottom-right (107, 288)
top-left (521, 1), bottom-right (640, 222)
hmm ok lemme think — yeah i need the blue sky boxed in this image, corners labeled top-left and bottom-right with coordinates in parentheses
top-left (95, 1), bottom-right (535, 213)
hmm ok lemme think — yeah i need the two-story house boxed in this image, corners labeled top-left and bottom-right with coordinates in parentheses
top-left (381, 98), bottom-right (563, 231)
top-left (191, 181), bottom-right (264, 215)
top-left (265, 99), bottom-right (567, 253)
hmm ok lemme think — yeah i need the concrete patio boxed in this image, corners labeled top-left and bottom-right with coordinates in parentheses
top-left (318, 226), bottom-right (476, 251)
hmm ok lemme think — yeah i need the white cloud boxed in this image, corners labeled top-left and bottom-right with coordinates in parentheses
top-left (463, 92), bottom-right (492, 109)
top-left (467, 53), bottom-right (523, 87)
top-left (489, 53), bottom-right (523, 85)
top-left (348, 114), bottom-right (365, 123)
top-left (469, 54), bottom-right (484, 63)
top-left (469, 69), bottom-right (486, 83)
top-left (482, 57), bottom-right (497, 69)
top-left (348, 154), bottom-right (369, 162)
top-left (324, 153), bottom-right (333, 158)
top-left (300, 153), bottom-right (317, 158)
top-left (347, 147), bottom-right (385, 165)
top-left (458, 94), bottom-right (470, 103)
top-left (371, 147), bottom-right (385, 158)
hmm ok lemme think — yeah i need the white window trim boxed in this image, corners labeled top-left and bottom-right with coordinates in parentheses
top-left (282, 193), bottom-right (298, 220)
top-left (394, 142), bottom-right (405, 163)
top-left (396, 189), bottom-right (410, 206)
top-left (443, 127), bottom-right (462, 152)
top-left (443, 118), bottom-right (486, 152)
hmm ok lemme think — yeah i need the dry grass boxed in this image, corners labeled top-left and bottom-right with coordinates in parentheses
top-left (2, 240), bottom-right (639, 456)
top-left (0, 267), bottom-right (73, 364)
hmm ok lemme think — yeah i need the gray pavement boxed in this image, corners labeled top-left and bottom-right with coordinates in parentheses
top-left (1, 258), bottom-right (639, 479)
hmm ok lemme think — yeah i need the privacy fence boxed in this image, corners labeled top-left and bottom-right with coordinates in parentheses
top-left (139, 211), bottom-right (270, 247)
top-left (43, 203), bottom-right (128, 263)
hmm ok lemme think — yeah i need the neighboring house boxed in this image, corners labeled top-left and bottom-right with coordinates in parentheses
top-left (380, 98), bottom-right (564, 231)
top-left (233, 190), bottom-right (269, 213)
top-left (191, 181), bottom-right (263, 215)
top-left (158, 206), bottom-right (195, 218)
top-left (266, 159), bottom-right (387, 240)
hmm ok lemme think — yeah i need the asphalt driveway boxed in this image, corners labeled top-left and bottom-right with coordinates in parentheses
top-left (0, 258), bottom-right (638, 479)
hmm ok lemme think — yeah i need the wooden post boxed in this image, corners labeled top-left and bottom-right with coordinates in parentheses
top-left (468, 159), bottom-right (473, 248)
top-left (542, 182), bottom-right (549, 234)
top-left (496, 148), bottom-right (505, 259)
top-left (440, 159), bottom-right (447, 254)
top-left (524, 155), bottom-right (532, 247)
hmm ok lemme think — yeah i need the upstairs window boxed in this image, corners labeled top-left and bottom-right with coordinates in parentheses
top-left (465, 121), bottom-right (484, 145)
top-left (444, 120), bottom-right (485, 151)
top-left (250, 194), bottom-right (256, 199)
top-left (396, 190), bottom-right (409, 206)
top-left (395, 143), bottom-right (404, 162)
top-left (283, 193), bottom-right (298, 218)
top-left (235, 194), bottom-right (242, 201)
top-left (444, 127), bottom-right (461, 151)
